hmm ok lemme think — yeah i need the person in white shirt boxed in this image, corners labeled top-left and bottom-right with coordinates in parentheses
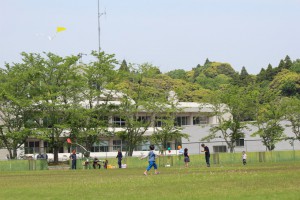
top-left (242, 151), bottom-right (247, 165)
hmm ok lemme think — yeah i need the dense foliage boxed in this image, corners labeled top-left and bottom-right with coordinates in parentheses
top-left (1, 52), bottom-right (300, 156)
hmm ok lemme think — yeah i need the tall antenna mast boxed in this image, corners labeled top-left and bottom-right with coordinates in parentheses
top-left (97, 0), bottom-right (106, 53)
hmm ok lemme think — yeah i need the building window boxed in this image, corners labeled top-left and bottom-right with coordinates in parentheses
top-left (175, 116), bottom-right (189, 126)
top-left (113, 140), bottom-right (126, 151)
top-left (236, 139), bottom-right (245, 147)
top-left (112, 116), bottom-right (126, 127)
top-left (91, 141), bottom-right (109, 152)
top-left (25, 141), bottom-right (40, 154)
top-left (155, 116), bottom-right (167, 127)
top-left (138, 116), bottom-right (151, 124)
top-left (43, 142), bottom-right (52, 153)
top-left (193, 116), bottom-right (209, 125)
top-left (135, 141), bottom-right (151, 151)
top-left (92, 115), bottom-right (109, 125)
top-left (213, 145), bottom-right (227, 153)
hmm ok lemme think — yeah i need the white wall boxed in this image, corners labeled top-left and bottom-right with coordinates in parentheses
top-left (181, 121), bottom-right (300, 154)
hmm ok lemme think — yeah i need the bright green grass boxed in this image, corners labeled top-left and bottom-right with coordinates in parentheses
top-left (1, 162), bottom-right (300, 200)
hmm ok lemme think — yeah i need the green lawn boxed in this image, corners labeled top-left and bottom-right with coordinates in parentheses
top-left (1, 162), bottom-right (300, 200)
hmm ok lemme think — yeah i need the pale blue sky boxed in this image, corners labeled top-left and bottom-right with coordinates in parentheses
top-left (1, 0), bottom-right (300, 74)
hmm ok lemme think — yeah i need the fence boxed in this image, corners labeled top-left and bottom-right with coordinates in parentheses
top-left (1, 150), bottom-right (300, 171)
top-left (0, 159), bottom-right (48, 171)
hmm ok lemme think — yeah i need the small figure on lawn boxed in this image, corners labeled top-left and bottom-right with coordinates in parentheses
top-left (93, 157), bottom-right (101, 169)
top-left (116, 149), bottom-right (123, 168)
top-left (242, 151), bottom-right (247, 165)
top-left (104, 159), bottom-right (108, 169)
top-left (70, 150), bottom-right (77, 170)
top-left (184, 148), bottom-right (190, 168)
top-left (140, 145), bottom-right (160, 176)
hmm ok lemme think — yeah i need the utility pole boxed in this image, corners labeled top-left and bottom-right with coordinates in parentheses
top-left (97, 0), bottom-right (106, 53)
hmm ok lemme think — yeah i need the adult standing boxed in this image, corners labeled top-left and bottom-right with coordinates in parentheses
top-left (116, 149), bottom-right (123, 168)
top-left (201, 144), bottom-right (210, 167)
top-left (70, 150), bottom-right (77, 170)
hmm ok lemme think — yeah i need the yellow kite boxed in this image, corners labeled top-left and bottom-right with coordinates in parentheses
top-left (56, 27), bottom-right (66, 33)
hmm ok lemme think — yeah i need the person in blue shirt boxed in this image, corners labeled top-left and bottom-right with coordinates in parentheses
top-left (70, 150), bottom-right (77, 170)
top-left (141, 145), bottom-right (160, 176)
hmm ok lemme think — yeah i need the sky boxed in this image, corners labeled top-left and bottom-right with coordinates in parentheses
top-left (1, 0), bottom-right (300, 75)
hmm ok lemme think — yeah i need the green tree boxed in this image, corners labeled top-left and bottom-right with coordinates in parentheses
top-left (23, 52), bottom-right (82, 163)
top-left (71, 51), bottom-right (118, 151)
top-left (284, 55), bottom-right (292, 70)
top-left (119, 59), bottom-right (129, 72)
top-left (269, 69), bottom-right (300, 97)
top-left (277, 59), bottom-right (285, 72)
top-left (0, 63), bottom-right (33, 159)
top-left (203, 62), bottom-right (236, 78)
top-left (290, 59), bottom-right (300, 73)
top-left (115, 64), bottom-right (163, 156)
top-left (265, 64), bottom-right (275, 81)
top-left (281, 97), bottom-right (300, 141)
top-left (166, 69), bottom-right (187, 81)
top-left (151, 101), bottom-right (189, 154)
top-left (251, 98), bottom-right (285, 151)
top-left (202, 85), bottom-right (256, 152)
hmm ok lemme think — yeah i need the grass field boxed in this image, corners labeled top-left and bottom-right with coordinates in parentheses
top-left (1, 161), bottom-right (300, 200)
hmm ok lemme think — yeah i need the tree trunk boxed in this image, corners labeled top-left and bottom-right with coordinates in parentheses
top-left (127, 145), bottom-right (134, 157)
top-left (13, 148), bottom-right (18, 159)
top-left (53, 147), bottom-right (59, 164)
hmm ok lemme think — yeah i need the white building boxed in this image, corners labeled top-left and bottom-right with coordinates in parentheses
top-left (181, 120), bottom-right (300, 155)
top-left (1, 90), bottom-right (299, 160)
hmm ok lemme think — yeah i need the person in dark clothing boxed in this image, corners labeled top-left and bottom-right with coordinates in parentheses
top-left (104, 159), bottom-right (108, 169)
top-left (70, 150), bottom-right (77, 170)
top-left (201, 144), bottom-right (210, 167)
top-left (116, 149), bottom-right (123, 168)
top-left (93, 157), bottom-right (101, 169)
top-left (184, 148), bottom-right (190, 168)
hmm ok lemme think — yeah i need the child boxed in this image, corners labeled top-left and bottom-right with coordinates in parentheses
top-left (141, 145), bottom-right (160, 176)
top-left (104, 159), bottom-right (108, 169)
top-left (93, 157), bottom-right (101, 169)
top-left (242, 151), bottom-right (247, 165)
top-left (184, 148), bottom-right (190, 167)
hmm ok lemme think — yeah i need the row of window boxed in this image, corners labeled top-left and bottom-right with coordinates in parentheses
top-left (113, 116), bottom-right (209, 127)
top-left (25, 139), bottom-right (244, 154)
top-left (24, 140), bottom-right (128, 153)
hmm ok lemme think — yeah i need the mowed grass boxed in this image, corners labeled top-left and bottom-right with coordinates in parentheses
top-left (1, 162), bottom-right (300, 200)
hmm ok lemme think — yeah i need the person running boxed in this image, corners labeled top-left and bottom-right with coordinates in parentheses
top-left (184, 148), bottom-right (190, 167)
top-left (141, 145), bottom-right (160, 176)
top-left (201, 144), bottom-right (210, 167)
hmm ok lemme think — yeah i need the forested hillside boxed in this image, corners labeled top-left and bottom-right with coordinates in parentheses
top-left (1, 52), bottom-right (300, 157)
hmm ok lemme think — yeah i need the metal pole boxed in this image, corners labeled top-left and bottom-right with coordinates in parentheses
top-left (97, 0), bottom-right (101, 53)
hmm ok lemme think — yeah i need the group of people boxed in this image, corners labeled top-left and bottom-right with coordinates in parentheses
top-left (69, 144), bottom-right (247, 174)
top-left (141, 144), bottom-right (211, 175)
top-left (183, 144), bottom-right (247, 168)
top-left (183, 143), bottom-right (210, 168)
top-left (69, 149), bottom-right (123, 170)
top-left (142, 143), bottom-right (247, 175)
